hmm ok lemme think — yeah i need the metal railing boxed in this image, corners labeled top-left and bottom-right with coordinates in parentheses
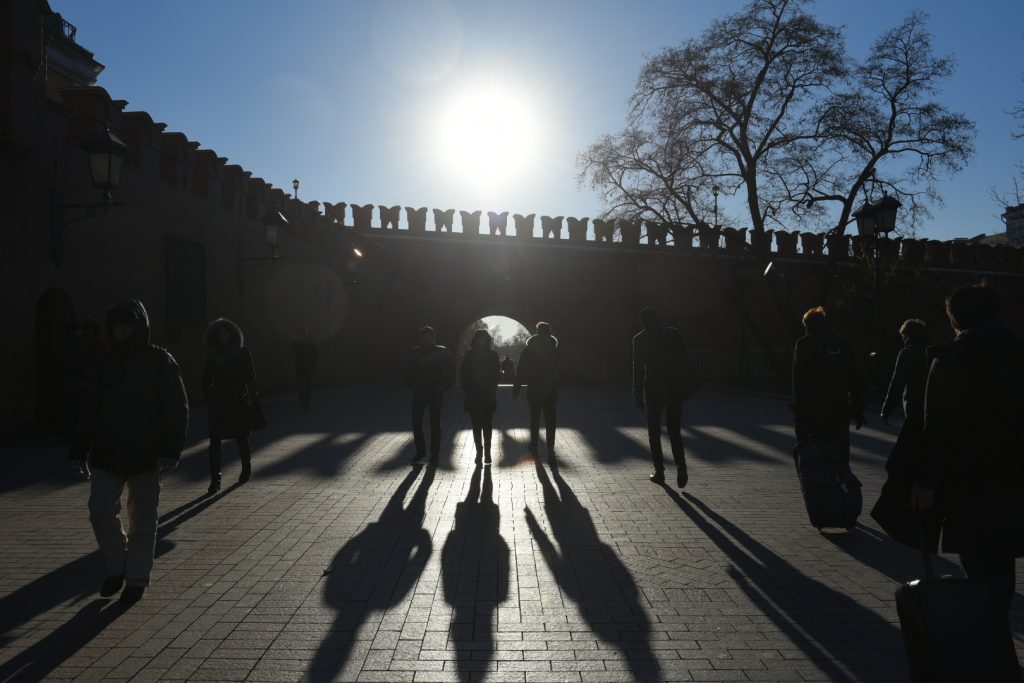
top-left (60, 18), bottom-right (76, 42)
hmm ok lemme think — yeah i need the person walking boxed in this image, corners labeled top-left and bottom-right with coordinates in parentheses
top-left (500, 355), bottom-right (516, 384)
top-left (881, 319), bottom-right (930, 426)
top-left (632, 307), bottom-right (695, 488)
top-left (791, 306), bottom-right (865, 460)
top-left (202, 318), bottom-right (257, 494)
top-left (67, 300), bottom-right (188, 604)
top-left (912, 285), bottom-right (1024, 619)
top-left (291, 328), bottom-right (318, 410)
top-left (871, 319), bottom-right (935, 545)
top-left (513, 322), bottom-right (559, 461)
top-left (403, 326), bottom-right (455, 464)
top-left (461, 329), bottom-right (500, 465)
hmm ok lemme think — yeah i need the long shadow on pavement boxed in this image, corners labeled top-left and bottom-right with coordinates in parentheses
top-left (666, 490), bottom-right (908, 682)
top-left (312, 465), bottom-right (436, 680)
top-left (0, 485), bottom-right (239, 679)
top-left (442, 465), bottom-right (509, 681)
top-left (525, 461), bottom-right (660, 681)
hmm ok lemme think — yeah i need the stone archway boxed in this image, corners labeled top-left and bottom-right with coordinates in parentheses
top-left (34, 287), bottom-right (76, 434)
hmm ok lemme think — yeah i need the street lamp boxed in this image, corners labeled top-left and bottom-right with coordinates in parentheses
top-left (260, 206), bottom-right (288, 260)
top-left (292, 178), bottom-right (300, 201)
top-left (712, 184), bottom-right (721, 229)
top-left (852, 193), bottom-right (901, 239)
top-left (852, 189), bottom-right (902, 374)
top-left (49, 125), bottom-right (129, 264)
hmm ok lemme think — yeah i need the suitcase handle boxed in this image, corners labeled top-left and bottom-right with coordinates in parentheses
top-left (915, 511), bottom-right (935, 580)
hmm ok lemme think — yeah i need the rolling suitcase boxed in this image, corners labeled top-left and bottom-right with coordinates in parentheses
top-left (895, 520), bottom-right (1022, 682)
top-left (793, 437), bottom-right (861, 530)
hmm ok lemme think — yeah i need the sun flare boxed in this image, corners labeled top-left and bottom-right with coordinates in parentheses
top-left (432, 83), bottom-right (544, 194)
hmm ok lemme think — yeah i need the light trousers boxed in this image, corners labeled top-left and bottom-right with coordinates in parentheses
top-left (88, 466), bottom-right (161, 587)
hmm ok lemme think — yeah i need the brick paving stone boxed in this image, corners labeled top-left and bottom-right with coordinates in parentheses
top-left (2, 384), bottom-right (1023, 681)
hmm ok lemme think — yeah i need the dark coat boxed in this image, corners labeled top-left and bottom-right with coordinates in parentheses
top-left (632, 325), bottom-right (691, 404)
top-left (403, 344), bottom-right (455, 393)
top-left (69, 300), bottom-right (189, 474)
top-left (920, 324), bottom-right (1024, 556)
top-left (514, 333), bottom-right (559, 402)
top-left (202, 319), bottom-right (256, 440)
top-left (792, 331), bottom-right (864, 434)
top-left (291, 338), bottom-right (318, 374)
top-left (881, 341), bottom-right (929, 421)
top-left (461, 348), bottom-right (500, 413)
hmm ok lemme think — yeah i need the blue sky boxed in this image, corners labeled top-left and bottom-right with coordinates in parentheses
top-left (60, 0), bottom-right (1024, 240)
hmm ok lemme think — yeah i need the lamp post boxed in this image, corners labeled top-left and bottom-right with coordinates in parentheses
top-left (292, 178), bottom-right (300, 201)
top-left (237, 206), bottom-right (288, 317)
top-left (712, 184), bottom-right (721, 229)
top-left (49, 126), bottom-right (129, 264)
top-left (852, 189), bottom-right (901, 372)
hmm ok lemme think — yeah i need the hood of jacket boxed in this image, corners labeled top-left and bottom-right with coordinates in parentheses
top-left (205, 317), bottom-right (244, 351)
top-left (105, 300), bottom-right (151, 353)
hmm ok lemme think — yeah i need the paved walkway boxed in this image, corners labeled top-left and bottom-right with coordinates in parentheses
top-left (0, 384), bottom-right (1021, 682)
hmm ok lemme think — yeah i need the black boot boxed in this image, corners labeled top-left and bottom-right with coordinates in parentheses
top-left (208, 441), bottom-right (222, 494)
top-left (239, 437), bottom-right (252, 484)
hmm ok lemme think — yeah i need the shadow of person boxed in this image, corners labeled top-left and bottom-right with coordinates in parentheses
top-left (0, 599), bottom-right (129, 680)
top-left (823, 523), bottom-right (960, 585)
top-left (524, 462), bottom-right (659, 681)
top-left (0, 528), bottom-right (178, 679)
top-left (311, 465), bottom-right (436, 680)
top-left (666, 489), bottom-right (907, 682)
top-left (441, 465), bottom-right (509, 681)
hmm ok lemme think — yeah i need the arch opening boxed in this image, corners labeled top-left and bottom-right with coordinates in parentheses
top-left (456, 315), bottom-right (531, 385)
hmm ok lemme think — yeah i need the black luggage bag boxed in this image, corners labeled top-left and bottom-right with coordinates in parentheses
top-left (793, 437), bottom-right (862, 530)
top-left (895, 522), bottom-right (1022, 682)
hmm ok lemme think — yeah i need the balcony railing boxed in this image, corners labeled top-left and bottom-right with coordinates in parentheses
top-left (61, 18), bottom-right (77, 42)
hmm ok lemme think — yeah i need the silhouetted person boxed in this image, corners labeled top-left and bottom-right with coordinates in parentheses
top-left (403, 326), bottom-right (455, 464)
top-left (442, 466), bottom-right (508, 681)
top-left (202, 318), bottom-right (256, 494)
top-left (291, 328), bottom-right (318, 410)
top-left (500, 355), bottom-right (516, 384)
top-left (461, 329), bottom-right (500, 465)
top-left (67, 300), bottom-right (188, 604)
top-left (513, 321), bottom-right (559, 460)
top-left (791, 306), bottom-right (864, 461)
top-left (632, 307), bottom-right (693, 488)
top-left (881, 319), bottom-right (930, 425)
top-left (912, 285), bottom-right (1024, 617)
top-left (872, 319), bottom-right (936, 547)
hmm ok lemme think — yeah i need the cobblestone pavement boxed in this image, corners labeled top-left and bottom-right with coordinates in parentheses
top-left (1, 384), bottom-right (1022, 682)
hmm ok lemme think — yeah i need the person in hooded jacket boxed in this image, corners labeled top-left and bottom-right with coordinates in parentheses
top-left (202, 318), bottom-right (257, 493)
top-left (403, 326), bottom-right (455, 464)
top-left (68, 300), bottom-right (188, 604)
top-left (632, 307), bottom-right (693, 488)
top-left (461, 329), bottom-right (500, 465)
top-left (513, 322), bottom-right (559, 460)
top-left (912, 285), bottom-right (1024, 618)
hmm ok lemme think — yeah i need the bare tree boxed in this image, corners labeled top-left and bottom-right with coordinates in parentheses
top-left (581, 2), bottom-right (975, 238)
top-left (577, 124), bottom-right (718, 228)
top-left (794, 11), bottom-right (975, 235)
top-left (992, 71), bottom-right (1024, 211)
top-left (625, 0), bottom-right (846, 234)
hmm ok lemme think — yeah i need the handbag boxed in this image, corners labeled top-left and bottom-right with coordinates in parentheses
top-left (244, 390), bottom-right (268, 431)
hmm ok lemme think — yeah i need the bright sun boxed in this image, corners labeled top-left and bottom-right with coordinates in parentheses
top-left (432, 83), bottom-right (543, 195)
